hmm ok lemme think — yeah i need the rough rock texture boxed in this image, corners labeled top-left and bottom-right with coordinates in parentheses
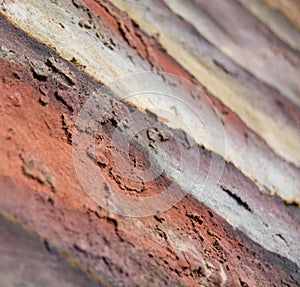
top-left (0, 1), bottom-right (299, 286)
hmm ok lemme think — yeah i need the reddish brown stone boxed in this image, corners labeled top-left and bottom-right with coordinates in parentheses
top-left (0, 18), bottom-right (299, 285)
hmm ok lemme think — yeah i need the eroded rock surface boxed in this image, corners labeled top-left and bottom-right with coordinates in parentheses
top-left (0, 1), bottom-right (299, 286)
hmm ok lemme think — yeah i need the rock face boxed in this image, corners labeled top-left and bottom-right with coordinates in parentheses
top-left (0, 1), bottom-right (299, 286)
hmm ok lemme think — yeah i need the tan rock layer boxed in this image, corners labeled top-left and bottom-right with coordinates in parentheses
top-left (263, 0), bottom-right (300, 31)
top-left (238, 0), bottom-right (300, 52)
top-left (108, 0), bottom-right (300, 167)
